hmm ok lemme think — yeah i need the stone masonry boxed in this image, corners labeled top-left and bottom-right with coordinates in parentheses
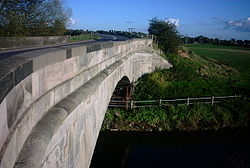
top-left (0, 39), bottom-right (172, 168)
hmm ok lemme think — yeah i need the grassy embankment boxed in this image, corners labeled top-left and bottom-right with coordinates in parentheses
top-left (67, 34), bottom-right (100, 42)
top-left (102, 44), bottom-right (250, 131)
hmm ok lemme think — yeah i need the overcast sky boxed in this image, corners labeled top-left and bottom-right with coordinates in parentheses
top-left (66, 0), bottom-right (250, 40)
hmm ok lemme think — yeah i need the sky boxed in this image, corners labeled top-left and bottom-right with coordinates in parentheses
top-left (65, 0), bottom-right (250, 40)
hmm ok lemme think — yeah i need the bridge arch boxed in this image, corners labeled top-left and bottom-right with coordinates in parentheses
top-left (0, 39), bottom-right (172, 168)
top-left (14, 66), bottom-right (134, 168)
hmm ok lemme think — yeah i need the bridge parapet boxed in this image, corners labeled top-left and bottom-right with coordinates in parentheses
top-left (0, 38), bottom-right (153, 167)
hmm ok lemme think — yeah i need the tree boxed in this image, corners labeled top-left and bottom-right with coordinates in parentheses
top-left (0, 0), bottom-right (71, 37)
top-left (148, 18), bottom-right (182, 53)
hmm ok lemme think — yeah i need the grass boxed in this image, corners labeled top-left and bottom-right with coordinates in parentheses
top-left (186, 44), bottom-right (250, 91)
top-left (67, 34), bottom-right (100, 42)
top-left (102, 44), bottom-right (250, 131)
top-left (185, 43), bottom-right (248, 50)
top-left (134, 51), bottom-right (249, 99)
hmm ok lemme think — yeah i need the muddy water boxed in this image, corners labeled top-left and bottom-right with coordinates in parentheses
top-left (90, 128), bottom-right (250, 168)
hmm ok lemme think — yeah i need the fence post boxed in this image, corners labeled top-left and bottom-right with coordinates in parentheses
top-left (159, 99), bottom-right (162, 106)
top-left (130, 100), bottom-right (134, 109)
top-left (187, 97), bottom-right (190, 106)
top-left (211, 96), bottom-right (214, 106)
top-left (126, 100), bottom-right (128, 110)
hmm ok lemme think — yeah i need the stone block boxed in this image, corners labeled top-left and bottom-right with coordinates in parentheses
top-left (45, 50), bottom-right (65, 66)
top-left (66, 90), bottom-right (85, 106)
top-left (6, 83), bottom-right (24, 129)
top-left (0, 71), bottom-right (14, 104)
top-left (63, 57), bottom-right (77, 80)
top-left (16, 106), bottom-right (36, 153)
top-left (86, 44), bottom-right (101, 53)
top-left (33, 90), bottom-right (55, 122)
top-left (32, 54), bottom-right (46, 72)
top-left (55, 98), bottom-right (77, 115)
top-left (14, 60), bottom-right (33, 85)
top-left (0, 99), bottom-right (9, 150)
top-left (44, 62), bottom-right (63, 90)
top-left (54, 80), bottom-right (71, 104)
top-left (66, 49), bottom-right (72, 59)
top-left (32, 71), bottom-right (40, 100)
top-left (6, 75), bottom-right (32, 129)
top-left (72, 46), bottom-right (86, 58)
top-left (78, 54), bottom-right (92, 69)
top-left (71, 73), bottom-right (84, 91)
top-left (37, 68), bottom-right (46, 97)
top-left (0, 56), bottom-right (28, 71)
top-left (101, 42), bottom-right (114, 49)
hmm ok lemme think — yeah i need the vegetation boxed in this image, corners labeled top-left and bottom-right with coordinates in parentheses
top-left (148, 18), bottom-right (182, 53)
top-left (65, 29), bottom-right (95, 36)
top-left (0, 0), bottom-right (71, 37)
top-left (67, 34), bottom-right (100, 42)
top-left (102, 46), bottom-right (250, 131)
top-left (103, 98), bottom-right (249, 131)
top-left (134, 49), bottom-right (249, 99)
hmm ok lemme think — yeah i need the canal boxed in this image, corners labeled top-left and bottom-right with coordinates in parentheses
top-left (90, 127), bottom-right (250, 168)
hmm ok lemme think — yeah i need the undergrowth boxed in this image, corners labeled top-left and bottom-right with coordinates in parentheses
top-left (102, 46), bottom-right (250, 131)
top-left (102, 98), bottom-right (250, 131)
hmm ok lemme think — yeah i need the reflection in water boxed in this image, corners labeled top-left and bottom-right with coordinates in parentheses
top-left (90, 128), bottom-right (250, 168)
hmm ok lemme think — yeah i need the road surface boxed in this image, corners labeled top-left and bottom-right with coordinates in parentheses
top-left (0, 34), bottom-right (130, 60)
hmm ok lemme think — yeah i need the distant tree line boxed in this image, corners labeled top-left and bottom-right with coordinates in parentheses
top-left (65, 29), bottom-right (94, 36)
top-left (96, 30), bottom-right (148, 39)
top-left (182, 35), bottom-right (250, 48)
top-left (0, 0), bottom-right (71, 37)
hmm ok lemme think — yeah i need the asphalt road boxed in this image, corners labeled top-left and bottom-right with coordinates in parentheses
top-left (0, 34), bottom-right (130, 60)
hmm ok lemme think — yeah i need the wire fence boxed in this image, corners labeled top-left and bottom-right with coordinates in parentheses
top-left (108, 95), bottom-right (244, 109)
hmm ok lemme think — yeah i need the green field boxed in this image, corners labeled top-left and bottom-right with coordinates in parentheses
top-left (186, 44), bottom-right (250, 71)
top-left (186, 43), bottom-right (249, 50)
top-left (186, 44), bottom-right (250, 89)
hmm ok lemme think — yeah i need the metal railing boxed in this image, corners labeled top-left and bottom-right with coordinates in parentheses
top-left (108, 95), bottom-right (243, 109)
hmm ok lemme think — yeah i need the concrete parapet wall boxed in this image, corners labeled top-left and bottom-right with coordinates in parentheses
top-left (0, 36), bottom-right (69, 50)
top-left (0, 39), bottom-right (154, 167)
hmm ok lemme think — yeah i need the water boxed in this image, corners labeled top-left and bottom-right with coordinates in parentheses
top-left (90, 128), bottom-right (250, 168)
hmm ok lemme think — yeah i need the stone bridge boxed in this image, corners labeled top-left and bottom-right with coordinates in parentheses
top-left (0, 39), bottom-right (171, 168)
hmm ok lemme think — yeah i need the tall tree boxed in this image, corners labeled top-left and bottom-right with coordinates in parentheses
top-left (148, 18), bottom-right (182, 53)
top-left (0, 0), bottom-right (71, 37)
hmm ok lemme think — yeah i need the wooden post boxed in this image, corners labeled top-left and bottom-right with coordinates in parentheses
top-left (126, 100), bottom-right (128, 110)
top-left (159, 99), bottom-right (162, 106)
top-left (211, 96), bottom-right (214, 106)
top-left (187, 97), bottom-right (190, 106)
top-left (130, 100), bottom-right (134, 109)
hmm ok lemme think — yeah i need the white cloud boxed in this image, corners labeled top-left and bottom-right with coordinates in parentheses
top-left (68, 17), bottom-right (79, 26)
top-left (165, 18), bottom-right (180, 27)
top-left (225, 17), bottom-right (250, 32)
